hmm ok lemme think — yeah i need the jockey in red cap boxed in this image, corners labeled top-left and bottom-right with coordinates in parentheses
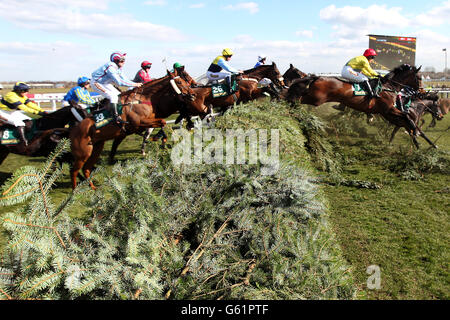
top-left (341, 48), bottom-right (380, 98)
top-left (134, 61), bottom-right (153, 83)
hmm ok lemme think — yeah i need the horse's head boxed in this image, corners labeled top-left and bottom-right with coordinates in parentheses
top-left (245, 63), bottom-right (285, 88)
top-left (428, 98), bottom-right (444, 121)
top-left (167, 69), bottom-right (196, 102)
top-left (283, 64), bottom-right (307, 87)
top-left (385, 64), bottom-right (421, 91)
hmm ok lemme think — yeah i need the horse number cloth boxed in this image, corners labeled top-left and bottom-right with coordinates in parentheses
top-left (0, 122), bottom-right (37, 145)
top-left (211, 78), bottom-right (238, 98)
top-left (92, 104), bottom-right (124, 128)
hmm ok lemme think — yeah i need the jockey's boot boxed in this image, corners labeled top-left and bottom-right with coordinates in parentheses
top-left (17, 126), bottom-right (28, 152)
top-left (111, 103), bottom-right (128, 125)
top-left (397, 97), bottom-right (408, 114)
top-left (226, 76), bottom-right (233, 94)
top-left (362, 80), bottom-right (375, 99)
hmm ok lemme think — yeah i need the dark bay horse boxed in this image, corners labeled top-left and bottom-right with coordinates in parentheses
top-left (70, 71), bottom-right (197, 189)
top-left (283, 64), bottom-right (308, 87)
top-left (389, 96), bottom-right (443, 146)
top-left (285, 64), bottom-right (433, 148)
top-left (0, 107), bottom-right (77, 166)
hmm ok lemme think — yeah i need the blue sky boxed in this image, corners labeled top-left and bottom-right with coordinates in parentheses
top-left (0, 0), bottom-right (449, 81)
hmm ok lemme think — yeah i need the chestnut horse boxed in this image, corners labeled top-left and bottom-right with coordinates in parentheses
top-left (69, 70), bottom-right (197, 189)
top-left (285, 64), bottom-right (433, 148)
top-left (108, 70), bottom-right (209, 162)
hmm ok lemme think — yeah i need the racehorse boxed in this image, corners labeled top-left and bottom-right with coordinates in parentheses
top-left (285, 64), bottom-right (433, 148)
top-left (69, 70), bottom-right (197, 189)
top-left (389, 96), bottom-right (443, 146)
top-left (175, 65), bottom-right (285, 126)
top-left (283, 64), bottom-right (308, 87)
top-left (428, 98), bottom-right (449, 128)
top-left (0, 106), bottom-right (77, 166)
top-left (108, 71), bottom-right (210, 162)
top-left (138, 66), bottom-right (285, 156)
top-left (242, 62), bottom-right (286, 99)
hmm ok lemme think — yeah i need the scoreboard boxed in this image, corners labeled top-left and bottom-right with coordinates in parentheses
top-left (368, 35), bottom-right (416, 70)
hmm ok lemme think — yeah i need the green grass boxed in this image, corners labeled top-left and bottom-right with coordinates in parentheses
top-left (311, 104), bottom-right (450, 299)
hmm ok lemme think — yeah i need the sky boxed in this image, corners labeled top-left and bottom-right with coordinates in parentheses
top-left (0, 0), bottom-right (449, 81)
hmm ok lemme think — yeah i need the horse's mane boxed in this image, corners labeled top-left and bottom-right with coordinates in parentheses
top-left (244, 64), bottom-right (273, 74)
top-left (120, 75), bottom-right (171, 98)
top-left (384, 64), bottom-right (416, 81)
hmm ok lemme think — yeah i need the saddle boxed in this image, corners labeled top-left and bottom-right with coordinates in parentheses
top-left (90, 103), bottom-right (125, 129)
top-left (335, 77), bottom-right (382, 97)
top-left (0, 121), bottom-right (37, 146)
top-left (204, 75), bottom-right (239, 98)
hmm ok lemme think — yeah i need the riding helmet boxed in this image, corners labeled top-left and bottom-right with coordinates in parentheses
top-left (13, 82), bottom-right (30, 93)
top-left (110, 52), bottom-right (127, 63)
top-left (363, 48), bottom-right (377, 58)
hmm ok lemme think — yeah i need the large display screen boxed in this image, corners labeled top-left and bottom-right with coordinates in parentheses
top-left (368, 35), bottom-right (416, 71)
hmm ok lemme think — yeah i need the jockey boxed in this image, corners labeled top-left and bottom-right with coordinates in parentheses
top-left (91, 52), bottom-right (142, 124)
top-left (62, 77), bottom-right (96, 122)
top-left (173, 62), bottom-right (198, 87)
top-left (207, 48), bottom-right (243, 92)
top-left (134, 61), bottom-right (153, 83)
top-left (0, 82), bottom-right (46, 147)
top-left (254, 54), bottom-right (267, 68)
top-left (341, 48), bottom-right (380, 99)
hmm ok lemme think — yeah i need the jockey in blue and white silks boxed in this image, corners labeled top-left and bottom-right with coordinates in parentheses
top-left (91, 52), bottom-right (142, 123)
top-left (62, 77), bottom-right (96, 122)
top-left (254, 54), bottom-right (267, 68)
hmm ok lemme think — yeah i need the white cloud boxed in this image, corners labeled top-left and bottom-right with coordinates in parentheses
top-left (189, 3), bottom-right (205, 9)
top-left (223, 2), bottom-right (259, 15)
top-left (295, 30), bottom-right (313, 38)
top-left (0, 0), bottom-right (185, 41)
top-left (320, 4), bottom-right (410, 39)
top-left (416, 0), bottom-right (450, 26)
top-left (144, 0), bottom-right (168, 6)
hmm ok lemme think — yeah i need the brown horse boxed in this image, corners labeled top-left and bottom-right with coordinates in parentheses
top-left (69, 70), bottom-right (197, 189)
top-left (389, 96), bottom-right (443, 146)
top-left (179, 65), bottom-right (285, 124)
top-left (108, 70), bottom-right (210, 162)
top-left (242, 62), bottom-right (286, 99)
top-left (0, 106), bottom-right (77, 166)
top-left (285, 64), bottom-right (432, 148)
top-left (428, 97), bottom-right (449, 128)
top-left (283, 64), bottom-right (308, 87)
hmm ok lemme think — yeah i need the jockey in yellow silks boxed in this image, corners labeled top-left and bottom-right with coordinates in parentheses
top-left (0, 82), bottom-right (45, 147)
top-left (341, 48), bottom-right (380, 98)
top-left (206, 48), bottom-right (243, 91)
